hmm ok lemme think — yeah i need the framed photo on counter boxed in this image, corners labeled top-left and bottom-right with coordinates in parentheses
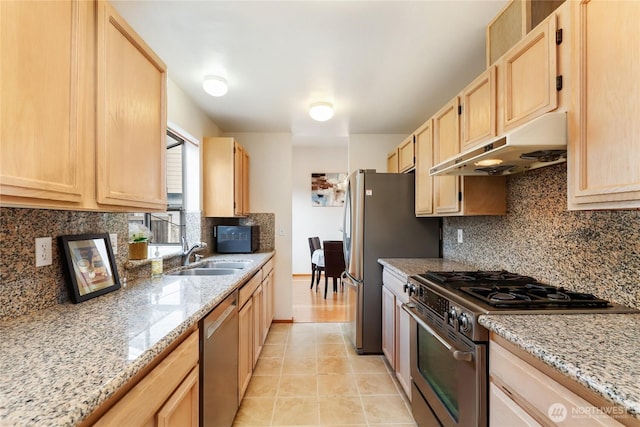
top-left (58, 233), bottom-right (121, 303)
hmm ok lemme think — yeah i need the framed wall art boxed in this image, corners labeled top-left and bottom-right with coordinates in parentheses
top-left (58, 233), bottom-right (121, 303)
top-left (311, 172), bottom-right (347, 207)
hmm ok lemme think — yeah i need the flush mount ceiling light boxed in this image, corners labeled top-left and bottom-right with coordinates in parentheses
top-left (202, 76), bottom-right (228, 97)
top-left (309, 102), bottom-right (334, 121)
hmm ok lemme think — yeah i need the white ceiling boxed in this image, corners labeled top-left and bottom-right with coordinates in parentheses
top-left (112, 1), bottom-right (507, 140)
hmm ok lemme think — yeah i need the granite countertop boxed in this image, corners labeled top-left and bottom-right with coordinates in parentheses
top-left (377, 257), bottom-right (475, 279)
top-left (0, 252), bottom-right (274, 427)
top-left (480, 314), bottom-right (640, 419)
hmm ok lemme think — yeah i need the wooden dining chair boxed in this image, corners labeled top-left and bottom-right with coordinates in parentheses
top-left (308, 237), bottom-right (323, 289)
top-left (322, 240), bottom-right (345, 299)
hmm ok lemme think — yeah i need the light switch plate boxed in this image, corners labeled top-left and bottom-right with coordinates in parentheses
top-left (457, 229), bottom-right (463, 244)
top-left (35, 237), bottom-right (52, 267)
top-left (109, 233), bottom-right (118, 254)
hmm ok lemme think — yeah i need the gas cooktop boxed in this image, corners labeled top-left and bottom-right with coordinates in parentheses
top-left (413, 270), bottom-right (638, 313)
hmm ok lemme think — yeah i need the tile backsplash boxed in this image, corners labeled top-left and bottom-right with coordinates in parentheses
top-left (443, 163), bottom-right (640, 309)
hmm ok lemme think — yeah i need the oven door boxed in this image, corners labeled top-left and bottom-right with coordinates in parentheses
top-left (403, 303), bottom-right (487, 427)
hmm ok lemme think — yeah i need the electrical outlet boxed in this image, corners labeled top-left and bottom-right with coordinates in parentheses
top-left (35, 237), bottom-right (52, 267)
top-left (457, 229), bottom-right (463, 244)
top-left (109, 233), bottom-right (118, 254)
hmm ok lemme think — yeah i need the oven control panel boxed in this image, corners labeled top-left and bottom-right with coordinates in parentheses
top-left (410, 279), bottom-right (477, 340)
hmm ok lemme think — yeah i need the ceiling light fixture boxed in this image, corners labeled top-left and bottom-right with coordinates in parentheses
top-left (309, 102), bottom-right (334, 121)
top-left (202, 76), bottom-right (228, 97)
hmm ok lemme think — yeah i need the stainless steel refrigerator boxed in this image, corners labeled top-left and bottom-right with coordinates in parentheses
top-left (342, 169), bottom-right (441, 354)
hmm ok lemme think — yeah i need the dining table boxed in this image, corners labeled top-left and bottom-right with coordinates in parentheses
top-left (311, 248), bottom-right (324, 268)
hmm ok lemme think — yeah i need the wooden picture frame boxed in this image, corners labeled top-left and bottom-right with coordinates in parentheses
top-left (58, 233), bottom-right (121, 303)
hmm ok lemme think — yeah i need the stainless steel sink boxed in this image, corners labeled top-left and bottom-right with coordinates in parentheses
top-left (202, 261), bottom-right (253, 270)
top-left (168, 268), bottom-right (238, 276)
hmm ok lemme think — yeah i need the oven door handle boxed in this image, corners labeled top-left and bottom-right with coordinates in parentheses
top-left (402, 303), bottom-right (474, 362)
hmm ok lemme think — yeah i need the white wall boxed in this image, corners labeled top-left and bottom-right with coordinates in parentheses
top-left (292, 145), bottom-right (348, 274)
top-left (167, 77), bottom-right (222, 213)
top-left (228, 133), bottom-right (294, 321)
top-left (348, 134), bottom-right (407, 174)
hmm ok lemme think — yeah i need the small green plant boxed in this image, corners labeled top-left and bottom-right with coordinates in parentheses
top-left (129, 223), bottom-right (153, 243)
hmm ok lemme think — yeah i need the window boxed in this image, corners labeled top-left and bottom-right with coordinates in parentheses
top-left (128, 129), bottom-right (185, 246)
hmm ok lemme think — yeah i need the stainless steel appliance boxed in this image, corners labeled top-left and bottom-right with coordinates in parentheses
top-left (430, 112), bottom-right (567, 176)
top-left (402, 270), bottom-right (638, 427)
top-left (201, 290), bottom-right (239, 427)
top-left (342, 169), bottom-right (441, 354)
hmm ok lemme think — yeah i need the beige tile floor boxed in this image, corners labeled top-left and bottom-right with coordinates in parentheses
top-left (233, 322), bottom-right (417, 426)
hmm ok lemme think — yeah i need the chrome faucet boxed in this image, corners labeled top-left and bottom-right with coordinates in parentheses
top-left (182, 238), bottom-right (207, 266)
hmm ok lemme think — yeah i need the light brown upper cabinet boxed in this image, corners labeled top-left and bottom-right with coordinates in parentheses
top-left (95, 0), bottom-right (167, 210)
top-left (398, 136), bottom-right (415, 173)
top-left (387, 149), bottom-right (399, 173)
top-left (568, 0), bottom-right (640, 210)
top-left (432, 98), bottom-right (506, 217)
top-left (414, 120), bottom-right (433, 216)
top-left (498, 12), bottom-right (559, 133)
top-left (202, 137), bottom-right (250, 217)
top-left (1, 0), bottom-right (89, 207)
top-left (460, 66), bottom-right (497, 152)
top-left (487, 0), bottom-right (565, 67)
top-left (0, 0), bottom-right (167, 212)
top-left (433, 98), bottom-right (461, 214)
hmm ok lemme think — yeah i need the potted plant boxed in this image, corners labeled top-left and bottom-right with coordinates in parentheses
top-left (128, 223), bottom-right (153, 260)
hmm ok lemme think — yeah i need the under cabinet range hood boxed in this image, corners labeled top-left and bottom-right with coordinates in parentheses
top-left (430, 112), bottom-right (567, 176)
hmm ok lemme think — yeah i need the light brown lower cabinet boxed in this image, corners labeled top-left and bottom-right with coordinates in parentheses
top-left (92, 331), bottom-right (199, 427)
top-left (238, 297), bottom-right (254, 400)
top-left (381, 268), bottom-right (411, 400)
top-left (489, 336), bottom-right (627, 427)
top-left (238, 256), bottom-right (276, 400)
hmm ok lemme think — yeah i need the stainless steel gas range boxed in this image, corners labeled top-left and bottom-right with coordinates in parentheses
top-left (401, 270), bottom-right (638, 427)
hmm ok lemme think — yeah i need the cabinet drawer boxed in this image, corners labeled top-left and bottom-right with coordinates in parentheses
top-left (94, 331), bottom-right (199, 426)
top-left (239, 272), bottom-right (262, 308)
top-left (382, 269), bottom-right (409, 304)
top-left (490, 341), bottom-right (624, 426)
top-left (262, 257), bottom-right (274, 277)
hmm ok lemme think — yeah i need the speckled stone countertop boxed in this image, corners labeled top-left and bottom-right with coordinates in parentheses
top-left (479, 314), bottom-right (640, 419)
top-left (377, 258), bottom-right (474, 279)
top-left (0, 252), bottom-right (274, 427)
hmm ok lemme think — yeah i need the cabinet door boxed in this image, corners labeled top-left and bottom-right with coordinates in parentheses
top-left (252, 284), bottom-right (263, 366)
top-left (234, 142), bottom-right (244, 216)
top-left (95, 0), bottom-right (167, 210)
top-left (387, 150), bottom-right (399, 173)
top-left (490, 382), bottom-right (541, 427)
top-left (398, 136), bottom-right (415, 173)
top-left (241, 148), bottom-right (250, 216)
top-left (238, 300), bottom-right (253, 400)
top-left (0, 0), bottom-right (88, 206)
top-left (414, 120), bottom-right (433, 216)
top-left (500, 14), bottom-right (558, 132)
top-left (156, 366), bottom-right (199, 427)
top-left (461, 66), bottom-right (496, 152)
top-left (262, 270), bottom-right (274, 340)
top-left (381, 286), bottom-right (395, 368)
top-left (568, 0), bottom-right (640, 210)
top-left (433, 98), bottom-right (461, 214)
top-left (395, 297), bottom-right (411, 400)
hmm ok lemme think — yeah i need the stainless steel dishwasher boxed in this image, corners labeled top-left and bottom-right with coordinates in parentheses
top-left (201, 290), bottom-right (239, 427)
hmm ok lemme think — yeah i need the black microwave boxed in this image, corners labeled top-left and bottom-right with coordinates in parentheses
top-left (215, 225), bottom-right (259, 253)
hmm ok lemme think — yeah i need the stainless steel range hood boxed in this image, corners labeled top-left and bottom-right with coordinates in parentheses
top-left (430, 112), bottom-right (567, 176)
